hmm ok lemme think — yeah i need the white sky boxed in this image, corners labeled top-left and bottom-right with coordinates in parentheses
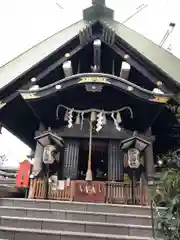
top-left (0, 0), bottom-right (180, 168)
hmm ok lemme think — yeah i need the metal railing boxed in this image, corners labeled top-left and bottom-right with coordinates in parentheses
top-left (150, 199), bottom-right (163, 239)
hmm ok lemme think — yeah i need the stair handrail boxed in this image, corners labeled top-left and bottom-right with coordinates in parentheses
top-left (151, 199), bottom-right (162, 239)
top-left (150, 199), bottom-right (156, 239)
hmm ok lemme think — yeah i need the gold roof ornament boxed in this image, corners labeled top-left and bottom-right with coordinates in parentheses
top-left (78, 76), bottom-right (110, 84)
top-left (65, 53), bottom-right (70, 58)
top-left (157, 81), bottom-right (162, 86)
top-left (21, 92), bottom-right (40, 100)
top-left (151, 96), bottom-right (170, 103)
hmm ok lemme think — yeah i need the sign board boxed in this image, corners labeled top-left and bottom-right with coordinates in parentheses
top-left (16, 160), bottom-right (32, 188)
top-left (78, 76), bottom-right (110, 84)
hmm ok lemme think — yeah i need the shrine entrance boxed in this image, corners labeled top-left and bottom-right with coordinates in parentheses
top-left (78, 140), bottom-right (108, 181)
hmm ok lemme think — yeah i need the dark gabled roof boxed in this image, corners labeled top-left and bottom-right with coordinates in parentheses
top-left (84, 0), bottom-right (180, 89)
top-left (0, 0), bottom-right (180, 94)
top-left (0, 0), bottom-right (179, 149)
top-left (105, 19), bottom-right (180, 86)
top-left (0, 20), bottom-right (87, 91)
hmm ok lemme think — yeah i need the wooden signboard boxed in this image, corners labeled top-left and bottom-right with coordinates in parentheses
top-left (16, 160), bottom-right (32, 188)
top-left (73, 180), bottom-right (106, 203)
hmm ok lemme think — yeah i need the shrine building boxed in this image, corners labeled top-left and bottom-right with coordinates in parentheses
top-left (0, 0), bottom-right (180, 203)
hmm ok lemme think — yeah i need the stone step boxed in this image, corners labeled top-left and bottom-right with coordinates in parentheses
top-left (0, 198), bottom-right (151, 216)
top-left (0, 216), bottom-right (152, 237)
top-left (0, 206), bottom-right (152, 225)
top-left (0, 226), bottom-right (154, 240)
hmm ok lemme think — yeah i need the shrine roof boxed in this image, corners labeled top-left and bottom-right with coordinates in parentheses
top-left (106, 19), bottom-right (180, 87)
top-left (0, 20), bottom-right (87, 91)
top-left (0, 0), bottom-right (180, 94)
top-left (0, 0), bottom-right (179, 148)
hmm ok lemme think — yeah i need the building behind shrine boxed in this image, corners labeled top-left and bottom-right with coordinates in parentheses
top-left (0, 0), bottom-right (180, 203)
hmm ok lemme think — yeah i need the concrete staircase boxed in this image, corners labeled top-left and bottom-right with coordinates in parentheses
top-left (0, 198), bottom-right (154, 240)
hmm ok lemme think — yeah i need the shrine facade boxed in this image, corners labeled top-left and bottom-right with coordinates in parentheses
top-left (1, 0), bottom-right (180, 204)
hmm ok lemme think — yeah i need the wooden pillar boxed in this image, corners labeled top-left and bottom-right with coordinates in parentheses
top-left (144, 143), bottom-right (155, 179)
top-left (62, 140), bottom-right (79, 180)
top-left (108, 140), bottom-right (123, 181)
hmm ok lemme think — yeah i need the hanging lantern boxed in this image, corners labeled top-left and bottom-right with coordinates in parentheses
top-left (64, 110), bottom-right (69, 121)
top-left (102, 113), bottom-right (107, 125)
top-left (116, 112), bottom-right (122, 124)
top-left (90, 111), bottom-right (96, 122)
top-left (43, 145), bottom-right (57, 164)
top-left (127, 148), bottom-right (140, 169)
top-left (75, 113), bottom-right (81, 124)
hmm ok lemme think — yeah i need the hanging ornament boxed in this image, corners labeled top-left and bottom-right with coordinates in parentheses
top-left (111, 112), bottom-right (121, 131)
top-left (116, 112), bottom-right (122, 124)
top-left (80, 112), bottom-right (84, 130)
top-left (96, 112), bottom-right (103, 132)
top-left (90, 111), bottom-right (96, 122)
top-left (64, 110), bottom-right (69, 121)
top-left (67, 109), bottom-right (73, 128)
top-left (75, 113), bottom-right (81, 124)
top-left (102, 113), bottom-right (107, 125)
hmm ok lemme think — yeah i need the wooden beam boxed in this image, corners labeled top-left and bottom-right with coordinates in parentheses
top-left (93, 39), bottom-right (101, 72)
top-left (120, 61), bottom-right (131, 79)
top-left (110, 44), bottom-right (171, 94)
top-left (62, 60), bottom-right (73, 77)
top-left (35, 45), bottom-right (82, 82)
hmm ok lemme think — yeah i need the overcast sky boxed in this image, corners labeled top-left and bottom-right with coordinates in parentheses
top-left (0, 0), bottom-right (180, 168)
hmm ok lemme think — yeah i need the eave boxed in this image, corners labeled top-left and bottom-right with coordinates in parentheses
top-left (0, 0), bottom-right (180, 99)
top-left (19, 73), bottom-right (173, 102)
top-left (18, 76), bottom-right (169, 133)
top-left (0, 20), bottom-right (88, 93)
top-left (0, 94), bottom-right (39, 149)
top-left (104, 19), bottom-right (180, 91)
